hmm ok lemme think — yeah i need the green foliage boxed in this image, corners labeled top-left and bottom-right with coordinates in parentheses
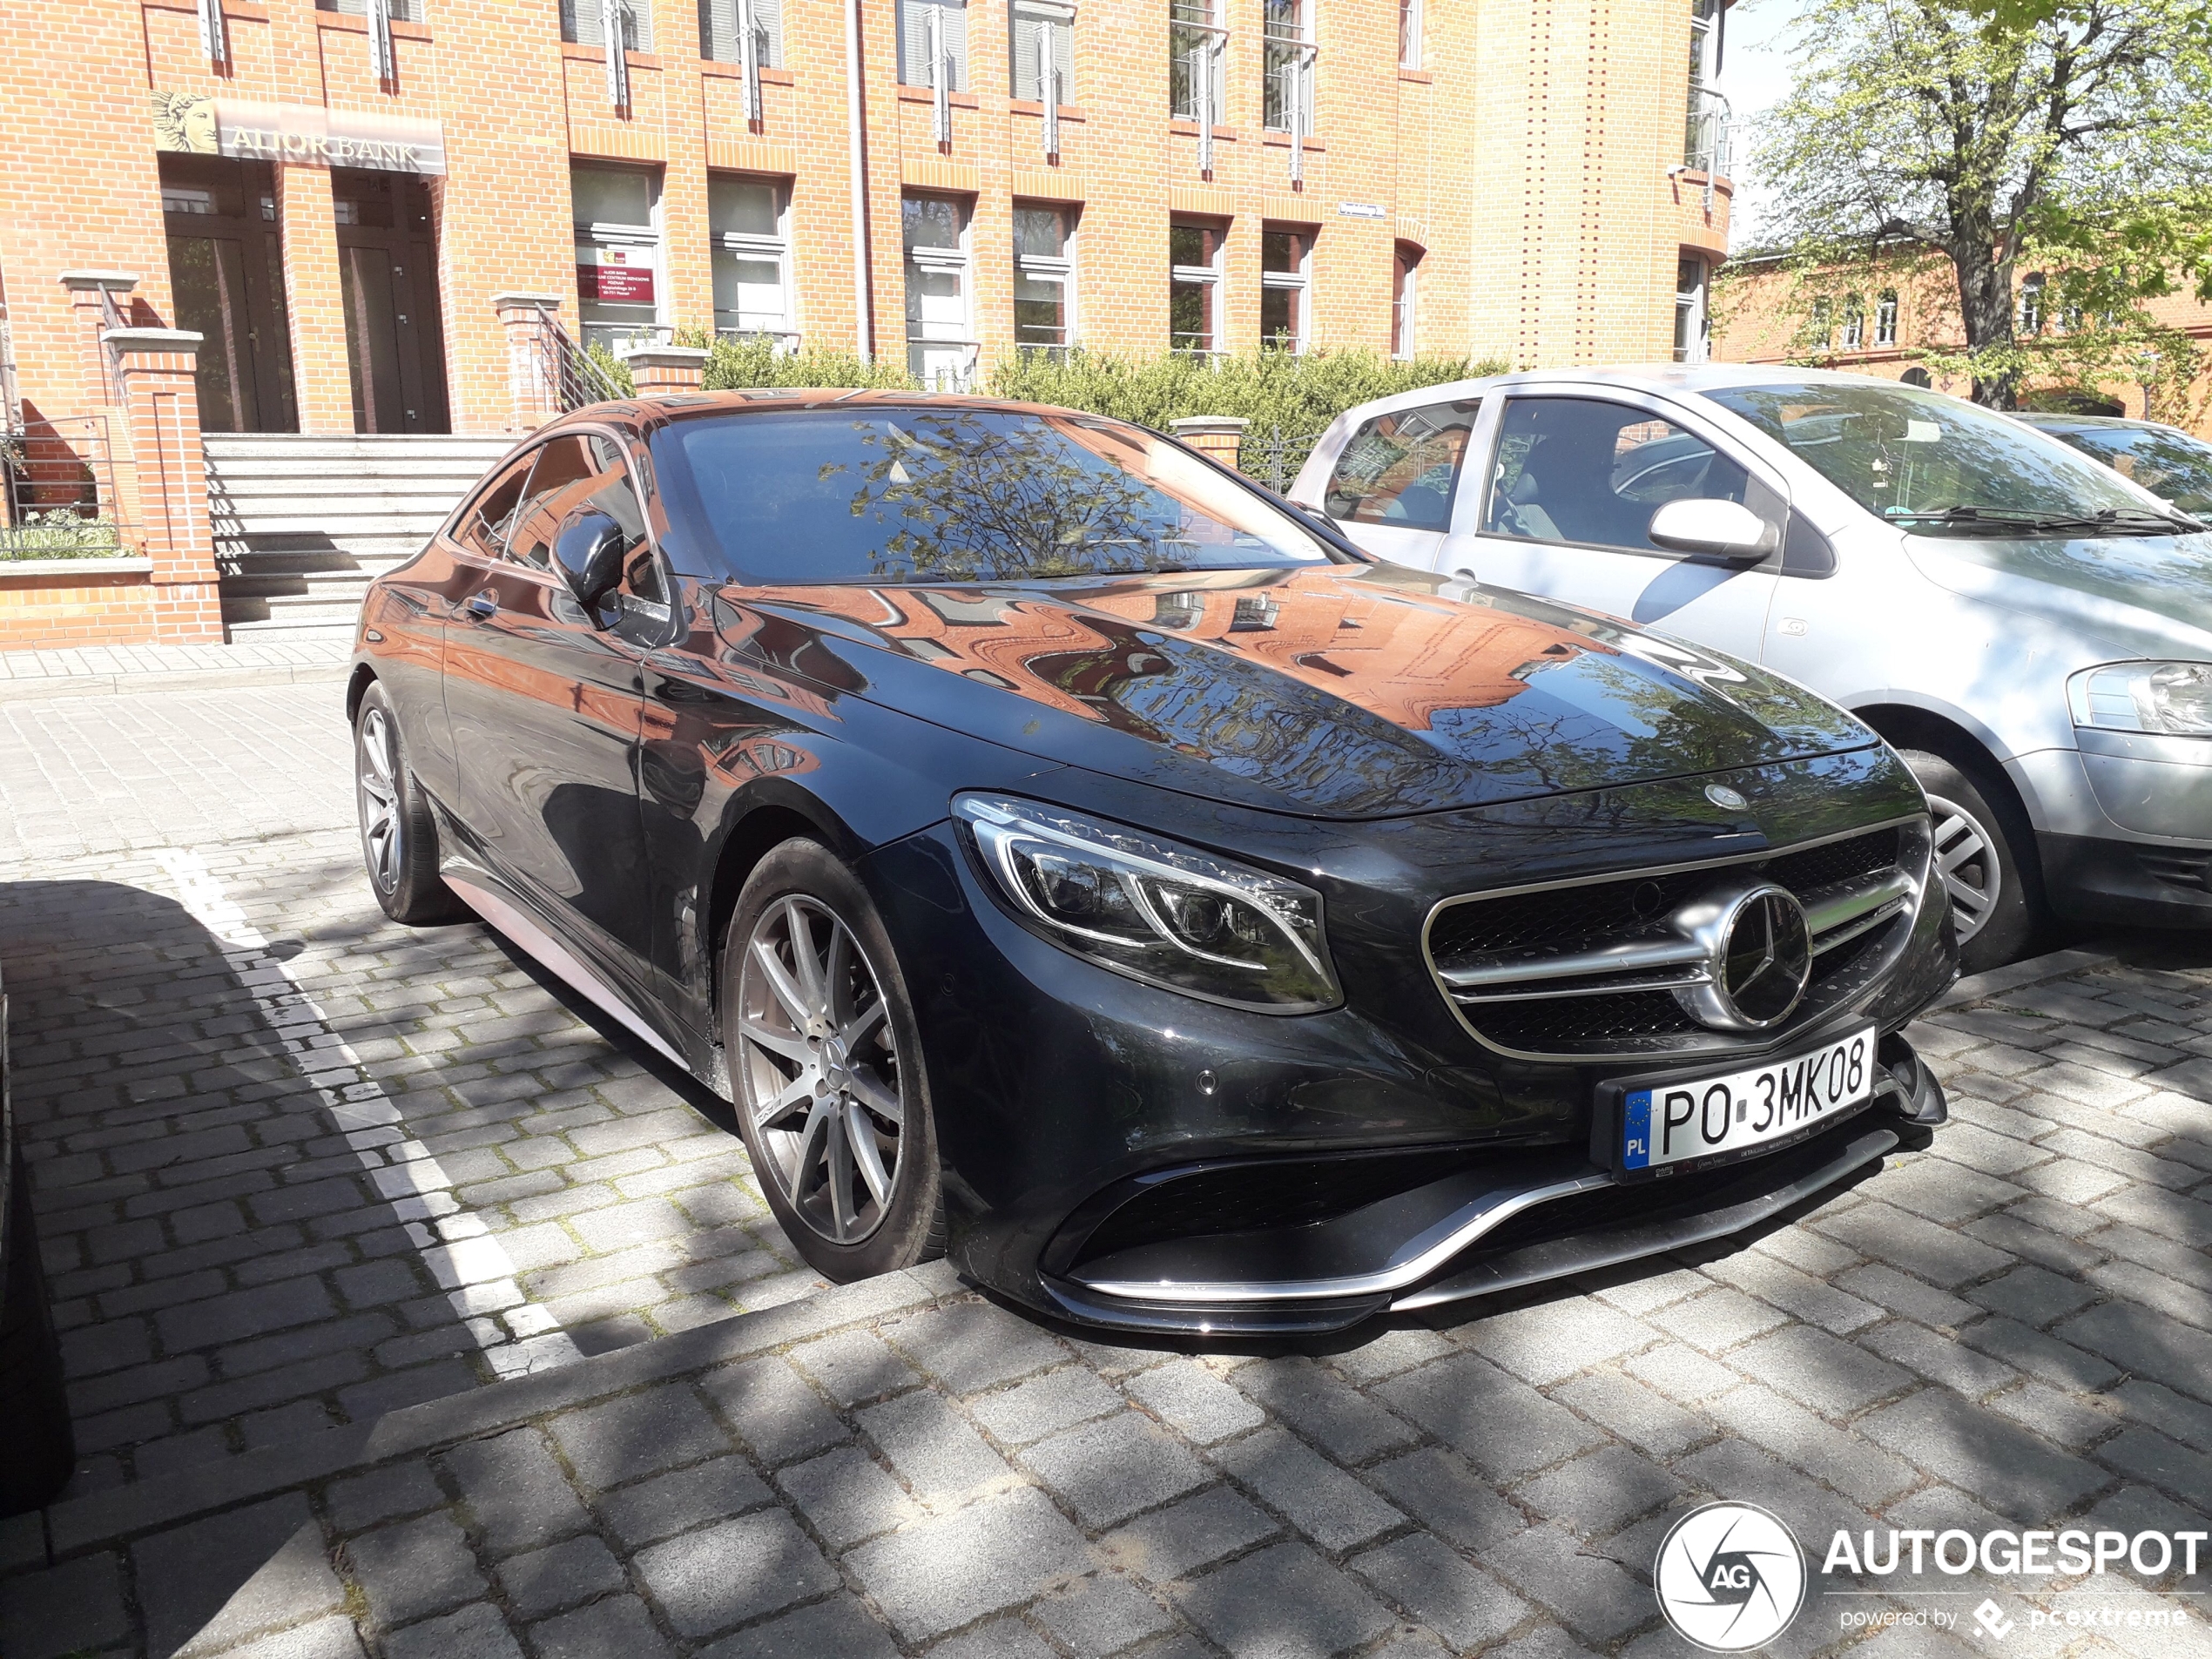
top-left (1748, 0), bottom-right (2212, 406)
top-left (682, 327), bottom-right (915, 391)
top-left (582, 340), bottom-right (635, 398)
top-left (0, 509), bottom-right (125, 560)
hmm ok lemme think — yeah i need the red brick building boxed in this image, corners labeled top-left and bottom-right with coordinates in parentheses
top-left (0, 0), bottom-right (1734, 645)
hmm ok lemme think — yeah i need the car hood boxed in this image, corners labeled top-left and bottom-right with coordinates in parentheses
top-left (716, 564), bottom-right (1878, 819)
top-left (1905, 529), bottom-right (2212, 657)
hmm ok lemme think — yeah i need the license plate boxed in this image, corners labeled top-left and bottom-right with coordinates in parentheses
top-left (1620, 1027), bottom-right (1876, 1174)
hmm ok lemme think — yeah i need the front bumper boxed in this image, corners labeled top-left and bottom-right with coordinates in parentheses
top-left (1035, 1033), bottom-right (1945, 1335)
top-left (2009, 741), bottom-right (2212, 927)
top-left (2040, 833), bottom-right (2212, 927)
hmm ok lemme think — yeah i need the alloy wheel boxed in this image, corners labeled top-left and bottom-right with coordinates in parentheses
top-left (734, 895), bottom-right (906, 1244)
top-left (356, 708), bottom-right (402, 895)
top-left (1926, 792), bottom-right (2002, 944)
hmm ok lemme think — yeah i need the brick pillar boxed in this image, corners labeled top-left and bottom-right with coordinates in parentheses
top-left (278, 165), bottom-right (357, 435)
top-left (58, 271), bottom-right (138, 408)
top-left (102, 327), bottom-right (225, 644)
top-left (1170, 415), bottom-right (1248, 470)
top-left (491, 293), bottom-right (568, 433)
top-left (617, 344), bottom-right (709, 396)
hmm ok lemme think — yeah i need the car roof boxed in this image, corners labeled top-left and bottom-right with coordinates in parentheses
top-left (1326, 361), bottom-right (1958, 419)
top-left (556, 388), bottom-right (1128, 435)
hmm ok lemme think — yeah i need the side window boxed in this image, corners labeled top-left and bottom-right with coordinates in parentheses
top-left (1484, 397), bottom-right (1750, 555)
top-left (453, 455), bottom-right (536, 563)
top-left (1323, 402), bottom-right (1476, 530)
top-left (508, 437), bottom-right (599, 570)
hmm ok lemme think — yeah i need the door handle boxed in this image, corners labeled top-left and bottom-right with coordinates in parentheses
top-left (467, 590), bottom-right (498, 619)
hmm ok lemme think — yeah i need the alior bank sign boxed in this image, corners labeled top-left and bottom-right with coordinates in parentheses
top-left (151, 92), bottom-right (446, 175)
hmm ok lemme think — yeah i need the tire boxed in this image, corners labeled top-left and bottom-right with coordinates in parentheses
top-left (1898, 745), bottom-right (2040, 975)
top-left (0, 1150), bottom-right (75, 1516)
top-left (354, 682), bottom-right (464, 926)
top-left (719, 840), bottom-right (944, 1282)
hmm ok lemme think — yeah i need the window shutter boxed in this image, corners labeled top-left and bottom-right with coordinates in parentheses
top-left (752, 0), bottom-right (782, 66)
top-left (942, 3), bottom-right (968, 91)
top-left (628, 0), bottom-right (652, 51)
top-left (699, 0), bottom-right (738, 59)
top-left (563, 0), bottom-right (599, 45)
top-left (899, 0), bottom-right (928, 84)
top-left (1011, 15), bottom-right (1041, 99)
top-left (1053, 17), bottom-right (1072, 98)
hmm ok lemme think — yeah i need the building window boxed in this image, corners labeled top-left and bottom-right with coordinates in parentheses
top-left (573, 165), bottom-right (663, 351)
top-left (1170, 219), bottom-right (1224, 354)
top-left (2018, 272), bottom-right (2045, 334)
top-left (904, 193), bottom-right (974, 388)
top-left (699, 0), bottom-right (782, 65)
top-left (1011, 1), bottom-right (1072, 102)
top-left (317, 0), bottom-right (421, 21)
top-left (1014, 206), bottom-right (1074, 353)
top-left (561, 0), bottom-right (652, 50)
top-left (710, 176), bottom-right (791, 344)
top-left (1170, 0), bottom-right (1225, 123)
top-left (1261, 227), bottom-right (1311, 352)
top-left (1875, 287), bottom-right (1898, 347)
top-left (1262, 0), bottom-right (1314, 133)
top-left (1840, 293), bottom-right (1865, 350)
top-left (900, 0), bottom-right (968, 87)
top-left (1397, 0), bottom-right (1420, 70)
top-left (1673, 256), bottom-right (1709, 362)
top-left (1393, 244), bottom-right (1420, 359)
top-left (1684, 0), bottom-right (1727, 172)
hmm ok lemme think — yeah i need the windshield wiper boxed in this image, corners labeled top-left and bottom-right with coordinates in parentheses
top-left (1887, 504), bottom-right (2205, 536)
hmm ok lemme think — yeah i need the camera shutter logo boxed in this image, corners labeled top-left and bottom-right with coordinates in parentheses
top-left (1654, 1501), bottom-right (1807, 1651)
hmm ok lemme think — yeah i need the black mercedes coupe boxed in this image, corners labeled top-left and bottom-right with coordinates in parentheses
top-left (348, 392), bottom-right (1953, 1335)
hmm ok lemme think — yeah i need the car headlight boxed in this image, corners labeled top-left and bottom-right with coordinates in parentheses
top-left (954, 794), bottom-right (1340, 1013)
top-left (2067, 661), bottom-right (2212, 737)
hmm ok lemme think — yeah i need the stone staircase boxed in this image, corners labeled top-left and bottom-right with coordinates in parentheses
top-left (206, 432), bottom-right (518, 642)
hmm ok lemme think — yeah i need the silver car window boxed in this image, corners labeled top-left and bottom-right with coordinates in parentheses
top-left (1323, 401), bottom-right (1479, 530)
top-left (1482, 397), bottom-right (1750, 554)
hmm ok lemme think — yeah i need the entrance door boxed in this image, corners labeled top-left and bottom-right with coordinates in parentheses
top-left (160, 157), bottom-right (297, 434)
top-left (334, 170), bottom-right (450, 435)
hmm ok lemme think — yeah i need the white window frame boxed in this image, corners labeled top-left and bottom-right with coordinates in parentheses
top-left (711, 178), bottom-right (796, 349)
top-left (1170, 0), bottom-right (1225, 173)
top-left (574, 165), bottom-right (666, 353)
top-left (1012, 0), bottom-right (1073, 156)
top-left (1674, 258), bottom-right (1710, 362)
top-left (2019, 273), bottom-right (2046, 335)
top-left (904, 193), bottom-right (978, 389)
top-left (1875, 288), bottom-right (1899, 347)
top-left (1393, 246), bottom-right (1418, 359)
top-left (1397, 0), bottom-right (1420, 71)
top-left (1262, 0), bottom-right (1316, 181)
top-left (1013, 205), bottom-right (1076, 353)
top-left (901, 0), bottom-right (969, 147)
top-left (1260, 226), bottom-right (1312, 354)
top-left (1170, 219), bottom-right (1225, 355)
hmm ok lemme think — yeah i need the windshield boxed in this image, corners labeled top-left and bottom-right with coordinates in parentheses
top-left (657, 406), bottom-right (1344, 583)
top-left (2041, 424), bottom-right (2212, 517)
top-left (1703, 381), bottom-right (2179, 536)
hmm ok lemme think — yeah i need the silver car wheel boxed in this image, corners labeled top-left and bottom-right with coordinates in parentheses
top-left (1927, 792), bottom-right (2002, 943)
top-left (735, 895), bottom-right (905, 1245)
top-left (356, 707), bottom-right (402, 895)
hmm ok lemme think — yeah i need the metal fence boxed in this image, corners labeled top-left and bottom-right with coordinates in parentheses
top-left (1, 413), bottom-right (132, 559)
top-left (529, 311), bottom-right (631, 414)
top-left (1242, 424), bottom-right (1327, 495)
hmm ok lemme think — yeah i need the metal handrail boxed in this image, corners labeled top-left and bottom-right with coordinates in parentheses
top-left (532, 311), bottom-right (631, 412)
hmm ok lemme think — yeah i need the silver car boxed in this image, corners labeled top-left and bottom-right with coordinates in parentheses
top-left (1291, 366), bottom-right (2212, 971)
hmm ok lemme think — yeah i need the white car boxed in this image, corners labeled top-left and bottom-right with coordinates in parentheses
top-left (1291, 365), bottom-right (2212, 971)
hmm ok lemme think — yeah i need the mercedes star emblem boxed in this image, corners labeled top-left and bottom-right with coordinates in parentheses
top-left (1669, 882), bottom-right (1814, 1032)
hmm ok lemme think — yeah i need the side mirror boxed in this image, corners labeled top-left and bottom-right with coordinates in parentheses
top-left (552, 510), bottom-right (627, 611)
top-left (1649, 498), bottom-right (1780, 561)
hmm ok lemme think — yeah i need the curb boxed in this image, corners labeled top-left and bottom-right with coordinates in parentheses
top-left (0, 664), bottom-right (350, 703)
top-left (30, 1261), bottom-right (961, 1563)
top-left (1929, 943), bottom-right (2117, 1012)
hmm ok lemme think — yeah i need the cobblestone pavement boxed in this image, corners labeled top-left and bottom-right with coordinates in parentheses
top-left (3, 689), bottom-right (2212, 1659)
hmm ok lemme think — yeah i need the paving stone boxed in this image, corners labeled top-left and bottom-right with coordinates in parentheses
top-left (971, 1366), bottom-right (1125, 1446)
top-left (1968, 1264), bottom-right (2100, 1327)
top-left (1460, 1298), bottom-right (1656, 1385)
top-left (549, 1381), bottom-right (734, 1490)
top-left (1127, 1359), bottom-right (1269, 1446)
top-left (696, 1595), bottom-right (901, 1659)
top-left (857, 1387), bottom-right (1013, 1501)
top-left (2095, 1426), bottom-right (2212, 1508)
top-left (1858, 1319), bottom-right (2020, 1398)
top-left (2112, 1379), bottom-right (2212, 1453)
top-left (440, 1426), bottom-right (590, 1555)
top-left (211, 1615), bottom-right (370, 1659)
top-left (496, 1534), bottom-right (625, 1619)
top-left (0, 1547), bottom-right (128, 1659)
top-left (1551, 1370), bottom-right (1711, 1458)
top-left (1858, 1390), bottom-right (2109, 1520)
top-left (1376, 1352), bottom-right (1608, 1481)
top-left (700, 1356), bottom-right (847, 1464)
top-left (787, 1327), bottom-right (921, 1406)
top-left (632, 1507), bottom-right (837, 1638)
top-left (1673, 1440), bottom-right (1877, 1567)
top-left (1101, 1485), bottom-right (1282, 1585)
top-left (1514, 1445), bottom-right (1686, 1538)
top-left (1696, 1250), bottom-right (1881, 1334)
top-left (1649, 1286), bottom-right (1791, 1353)
top-left (1727, 1324), bottom-right (1915, 1413)
top-left (1812, 1201), bottom-right (2015, 1286)
top-left (1215, 1427), bottom-right (1404, 1552)
top-left (1034, 1572), bottom-right (1177, 1656)
top-left (1834, 1264), bottom-right (1979, 1329)
top-left (1866, 1155), bottom-right (2027, 1224)
top-left (1024, 1409), bottom-right (1212, 1527)
top-left (846, 1486), bottom-right (1092, 1640)
top-left (1351, 1534), bottom-right (1530, 1649)
top-left (775, 1445), bottom-right (921, 1547)
top-left (1620, 1341), bottom-right (1740, 1403)
top-left (1480, 1523), bottom-right (1653, 1642)
top-left (347, 1513), bottom-right (488, 1628)
top-left (1958, 1314), bottom-right (2122, 1392)
top-left (1366, 1446), bottom-right (1525, 1551)
top-left (1174, 1542), bottom-right (1393, 1659)
top-left (925, 1620), bottom-right (1061, 1659)
top-left (384, 1602), bottom-right (525, 1659)
top-left (1228, 1355), bottom-right (1415, 1461)
top-left (529, 1595), bottom-right (677, 1659)
top-left (880, 1297), bottom-right (1068, 1392)
top-left (134, 1493), bottom-right (344, 1659)
top-left (1992, 1381), bottom-right (2117, 1449)
top-left (1710, 1382), bottom-right (1919, 1505)
top-left (1324, 1325), bottom-right (1456, 1386)
top-left (597, 1453), bottom-right (774, 1548)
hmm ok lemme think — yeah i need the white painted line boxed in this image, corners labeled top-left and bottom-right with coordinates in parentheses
top-left (155, 846), bottom-right (585, 1379)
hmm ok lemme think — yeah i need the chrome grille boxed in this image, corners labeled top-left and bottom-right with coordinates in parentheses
top-left (1424, 819), bottom-right (1928, 1061)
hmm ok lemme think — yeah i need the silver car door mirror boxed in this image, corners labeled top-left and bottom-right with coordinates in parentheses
top-left (1648, 497), bottom-right (1780, 561)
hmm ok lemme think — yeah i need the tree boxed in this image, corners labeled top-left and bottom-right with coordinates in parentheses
top-left (1751, 0), bottom-right (2212, 407)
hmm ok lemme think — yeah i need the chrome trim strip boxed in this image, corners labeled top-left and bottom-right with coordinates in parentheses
top-left (1419, 813), bottom-right (1930, 1064)
top-left (1072, 1170), bottom-right (1615, 1305)
top-left (1439, 934), bottom-right (1708, 990)
top-left (1804, 869), bottom-right (1915, 942)
top-left (443, 872), bottom-right (689, 1069)
top-left (1452, 968), bottom-right (1707, 1004)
